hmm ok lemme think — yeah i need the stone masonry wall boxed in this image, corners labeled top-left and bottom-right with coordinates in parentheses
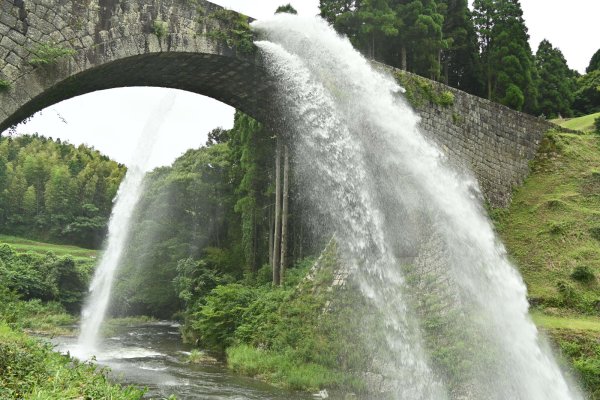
top-left (1, 0), bottom-right (562, 207)
top-left (386, 67), bottom-right (558, 208)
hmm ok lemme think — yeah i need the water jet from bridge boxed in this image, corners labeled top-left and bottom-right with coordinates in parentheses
top-left (77, 94), bottom-right (176, 357)
top-left (254, 14), bottom-right (582, 400)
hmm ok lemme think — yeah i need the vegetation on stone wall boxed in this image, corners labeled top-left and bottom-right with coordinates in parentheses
top-left (202, 9), bottom-right (255, 54)
top-left (152, 19), bottom-right (169, 39)
top-left (28, 42), bottom-right (76, 66)
top-left (395, 71), bottom-right (454, 108)
top-left (0, 79), bottom-right (10, 92)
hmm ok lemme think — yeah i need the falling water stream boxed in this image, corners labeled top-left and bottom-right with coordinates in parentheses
top-left (70, 13), bottom-right (584, 400)
top-left (76, 94), bottom-right (176, 356)
top-left (252, 14), bottom-right (583, 400)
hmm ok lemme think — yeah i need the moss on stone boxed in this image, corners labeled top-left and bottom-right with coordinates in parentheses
top-left (202, 9), bottom-right (255, 55)
top-left (395, 71), bottom-right (455, 108)
top-left (0, 80), bottom-right (10, 92)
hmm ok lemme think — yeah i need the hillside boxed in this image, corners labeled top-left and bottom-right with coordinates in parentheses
top-left (494, 130), bottom-right (600, 396)
top-left (0, 234), bottom-right (97, 261)
top-left (552, 112), bottom-right (600, 133)
top-left (0, 134), bottom-right (126, 248)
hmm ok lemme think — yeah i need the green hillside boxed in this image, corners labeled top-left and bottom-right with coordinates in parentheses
top-left (494, 130), bottom-right (600, 396)
top-left (552, 112), bottom-right (600, 133)
top-left (0, 234), bottom-right (97, 261)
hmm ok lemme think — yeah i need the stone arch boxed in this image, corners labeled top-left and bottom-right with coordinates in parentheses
top-left (0, 0), bottom-right (276, 132)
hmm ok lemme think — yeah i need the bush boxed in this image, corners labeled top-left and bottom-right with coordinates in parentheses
top-left (0, 245), bottom-right (88, 310)
top-left (571, 266), bottom-right (596, 283)
top-left (438, 91), bottom-right (455, 107)
top-left (594, 116), bottom-right (600, 134)
top-left (29, 42), bottom-right (76, 66)
top-left (0, 323), bottom-right (145, 399)
top-left (152, 19), bottom-right (169, 39)
top-left (191, 284), bottom-right (257, 351)
top-left (0, 79), bottom-right (10, 92)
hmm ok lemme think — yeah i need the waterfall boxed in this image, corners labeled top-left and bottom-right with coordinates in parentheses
top-left (253, 15), bottom-right (582, 400)
top-left (77, 93), bottom-right (176, 356)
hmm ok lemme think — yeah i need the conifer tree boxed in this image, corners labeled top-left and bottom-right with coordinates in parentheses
top-left (473, 0), bottom-right (537, 112)
top-left (587, 48), bottom-right (600, 73)
top-left (535, 39), bottom-right (575, 118)
top-left (437, 0), bottom-right (483, 95)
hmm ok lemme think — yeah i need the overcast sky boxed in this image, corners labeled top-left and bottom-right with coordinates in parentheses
top-left (5, 0), bottom-right (599, 169)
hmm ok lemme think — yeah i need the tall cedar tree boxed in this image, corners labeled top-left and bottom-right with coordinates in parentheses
top-left (535, 40), bottom-right (575, 118)
top-left (473, 0), bottom-right (537, 112)
top-left (586, 48), bottom-right (600, 73)
top-left (437, 0), bottom-right (484, 95)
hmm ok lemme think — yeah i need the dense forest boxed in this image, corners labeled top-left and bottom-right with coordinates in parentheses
top-left (319, 0), bottom-right (600, 117)
top-left (109, 111), bottom-right (322, 319)
top-left (0, 135), bottom-right (126, 248)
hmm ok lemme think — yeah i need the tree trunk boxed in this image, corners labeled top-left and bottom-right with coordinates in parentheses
top-left (487, 66), bottom-right (493, 100)
top-left (280, 144), bottom-right (289, 285)
top-left (268, 204), bottom-right (274, 268)
top-left (272, 137), bottom-right (282, 286)
top-left (401, 45), bottom-right (407, 71)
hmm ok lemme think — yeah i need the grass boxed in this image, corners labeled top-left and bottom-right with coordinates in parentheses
top-left (494, 129), bottom-right (600, 398)
top-left (226, 344), bottom-right (358, 391)
top-left (552, 112), bottom-right (600, 133)
top-left (532, 312), bottom-right (600, 332)
top-left (494, 131), bottom-right (600, 313)
top-left (0, 235), bottom-right (97, 261)
top-left (0, 322), bottom-right (145, 399)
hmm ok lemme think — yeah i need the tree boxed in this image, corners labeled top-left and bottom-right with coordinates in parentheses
top-left (275, 4), bottom-right (298, 14)
top-left (573, 70), bottom-right (600, 115)
top-left (587, 48), bottom-right (600, 73)
top-left (45, 165), bottom-right (76, 226)
top-left (472, 0), bottom-right (495, 99)
top-left (437, 0), bottom-right (483, 95)
top-left (272, 137), bottom-right (282, 286)
top-left (535, 39), bottom-right (575, 118)
top-left (473, 0), bottom-right (537, 112)
top-left (280, 144), bottom-right (290, 284)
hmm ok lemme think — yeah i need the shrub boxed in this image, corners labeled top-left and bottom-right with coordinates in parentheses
top-left (191, 283), bottom-right (257, 351)
top-left (205, 10), bottom-right (255, 54)
top-left (594, 116), bottom-right (600, 135)
top-left (29, 43), bottom-right (76, 66)
top-left (571, 266), bottom-right (596, 283)
top-left (152, 19), bottom-right (169, 39)
top-left (590, 227), bottom-right (600, 241)
top-left (0, 79), bottom-right (10, 92)
top-left (0, 323), bottom-right (145, 399)
top-left (438, 90), bottom-right (455, 107)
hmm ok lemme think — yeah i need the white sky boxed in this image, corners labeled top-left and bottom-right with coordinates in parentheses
top-left (5, 0), bottom-right (598, 169)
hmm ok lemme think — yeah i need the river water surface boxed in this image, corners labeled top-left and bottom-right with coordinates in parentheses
top-left (52, 322), bottom-right (315, 400)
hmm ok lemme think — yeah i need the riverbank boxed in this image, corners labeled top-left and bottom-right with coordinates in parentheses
top-left (0, 320), bottom-right (144, 399)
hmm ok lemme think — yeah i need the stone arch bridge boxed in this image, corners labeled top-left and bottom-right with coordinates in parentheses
top-left (0, 0), bottom-right (556, 207)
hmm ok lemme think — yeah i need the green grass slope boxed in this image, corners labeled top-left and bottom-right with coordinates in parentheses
top-left (0, 234), bottom-right (97, 261)
top-left (552, 112), bottom-right (600, 133)
top-left (494, 130), bottom-right (600, 397)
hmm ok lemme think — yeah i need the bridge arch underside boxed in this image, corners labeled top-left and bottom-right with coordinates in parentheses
top-left (1, 50), bottom-right (277, 133)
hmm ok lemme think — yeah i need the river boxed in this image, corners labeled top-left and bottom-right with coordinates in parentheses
top-left (50, 322), bottom-right (318, 400)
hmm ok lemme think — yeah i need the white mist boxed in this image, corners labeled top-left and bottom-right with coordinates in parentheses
top-left (254, 15), bottom-right (582, 400)
top-left (77, 93), bottom-right (176, 357)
